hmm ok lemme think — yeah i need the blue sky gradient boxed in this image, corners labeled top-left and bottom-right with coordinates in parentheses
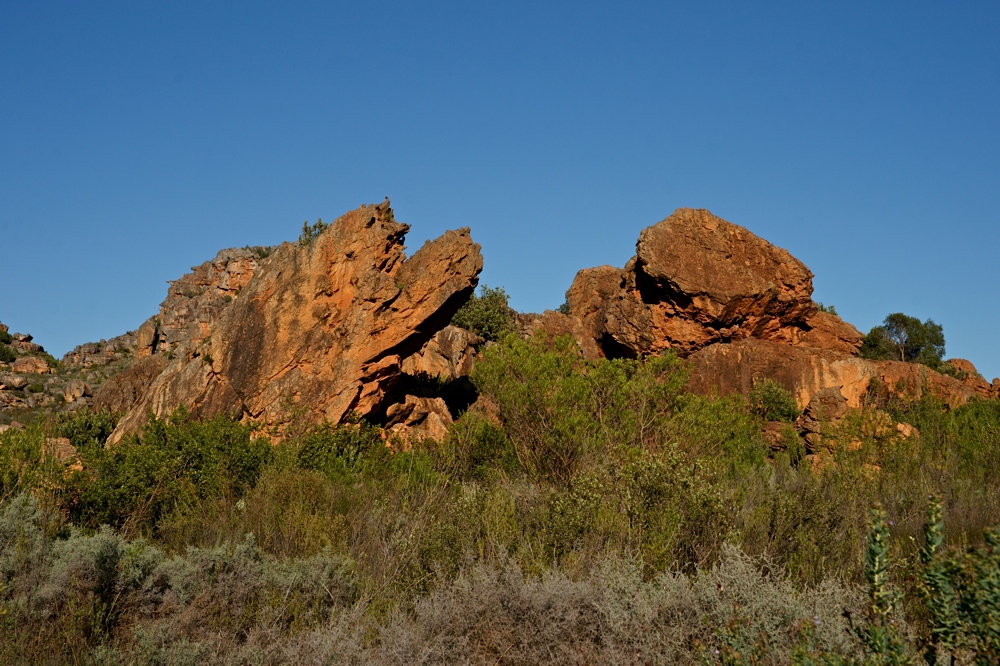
top-left (2, 2), bottom-right (999, 379)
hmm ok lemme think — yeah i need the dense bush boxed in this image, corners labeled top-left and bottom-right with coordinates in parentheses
top-left (450, 285), bottom-right (516, 342)
top-left (62, 408), bottom-right (272, 537)
top-left (472, 333), bottom-right (690, 486)
top-left (748, 378), bottom-right (800, 422)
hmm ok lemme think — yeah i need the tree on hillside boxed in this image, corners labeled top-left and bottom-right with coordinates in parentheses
top-left (860, 312), bottom-right (945, 367)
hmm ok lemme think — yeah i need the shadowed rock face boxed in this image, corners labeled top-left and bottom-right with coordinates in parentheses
top-left (111, 200), bottom-right (483, 441)
top-left (565, 208), bottom-right (862, 358)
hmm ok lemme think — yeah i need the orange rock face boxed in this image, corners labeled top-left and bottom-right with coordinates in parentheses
top-left (687, 338), bottom-right (998, 411)
top-left (111, 201), bottom-right (483, 441)
top-left (564, 208), bottom-right (860, 358)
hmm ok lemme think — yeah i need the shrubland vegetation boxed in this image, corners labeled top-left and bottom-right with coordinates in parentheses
top-left (2, 329), bottom-right (1000, 663)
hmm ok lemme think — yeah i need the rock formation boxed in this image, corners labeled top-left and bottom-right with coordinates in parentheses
top-left (110, 200), bottom-right (483, 441)
top-left (563, 208), bottom-right (863, 359)
top-left (550, 208), bottom-right (998, 409)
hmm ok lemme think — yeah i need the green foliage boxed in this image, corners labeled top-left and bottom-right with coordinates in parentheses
top-left (861, 312), bottom-right (946, 367)
top-left (918, 495), bottom-right (960, 664)
top-left (298, 217), bottom-right (329, 245)
top-left (243, 244), bottom-right (273, 259)
top-left (748, 378), bottom-right (800, 422)
top-left (816, 302), bottom-right (839, 316)
top-left (295, 417), bottom-right (389, 482)
top-left (472, 333), bottom-right (689, 486)
top-left (0, 344), bottom-right (15, 364)
top-left (63, 408), bottom-right (272, 536)
top-left (450, 284), bottom-right (516, 341)
top-left (39, 352), bottom-right (59, 369)
top-left (851, 503), bottom-right (909, 663)
top-left (439, 412), bottom-right (520, 482)
top-left (557, 299), bottom-right (571, 315)
top-left (0, 329), bottom-right (11, 345)
top-left (55, 408), bottom-right (118, 457)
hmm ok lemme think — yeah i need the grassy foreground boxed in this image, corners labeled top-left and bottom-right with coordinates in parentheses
top-left (2, 334), bottom-right (1000, 664)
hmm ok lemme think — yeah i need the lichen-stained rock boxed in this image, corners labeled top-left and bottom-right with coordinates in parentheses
top-left (687, 339), bottom-right (871, 408)
top-left (773, 311), bottom-right (864, 355)
top-left (111, 200), bottom-right (482, 441)
top-left (517, 310), bottom-right (605, 361)
top-left (12, 356), bottom-right (49, 375)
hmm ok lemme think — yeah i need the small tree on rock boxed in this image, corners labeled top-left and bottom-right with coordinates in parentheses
top-left (860, 312), bottom-right (945, 368)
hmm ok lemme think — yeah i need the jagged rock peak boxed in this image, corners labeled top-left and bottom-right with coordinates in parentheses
top-left (110, 200), bottom-right (483, 441)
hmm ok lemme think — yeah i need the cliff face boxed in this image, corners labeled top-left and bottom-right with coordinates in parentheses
top-left (110, 200), bottom-right (482, 441)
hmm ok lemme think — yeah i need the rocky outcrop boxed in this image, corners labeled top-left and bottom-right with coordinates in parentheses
top-left (11, 356), bottom-right (49, 375)
top-left (549, 208), bottom-right (996, 411)
top-left (62, 248), bottom-right (268, 369)
top-left (386, 395), bottom-right (453, 443)
top-left (142, 247), bottom-right (264, 356)
top-left (687, 338), bottom-right (999, 411)
top-left (400, 325), bottom-right (482, 381)
top-left (563, 208), bottom-right (862, 358)
top-left (110, 200), bottom-right (483, 441)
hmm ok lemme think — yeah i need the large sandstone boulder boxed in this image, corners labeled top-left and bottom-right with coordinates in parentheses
top-left (111, 200), bottom-right (482, 441)
top-left (565, 208), bottom-right (861, 358)
top-left (12, 356), bottom-right (49, 375)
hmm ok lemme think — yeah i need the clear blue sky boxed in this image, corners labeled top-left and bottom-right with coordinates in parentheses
top-left (2, 2), bottom-right (999, 380)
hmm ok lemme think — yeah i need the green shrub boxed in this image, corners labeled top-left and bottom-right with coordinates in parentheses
top-left (63, 408), bottom-right (272, 536)
top-left (472, 333), bottom-right (689, 486)
top-left (25, 383), bottom-right (45, 394)
top-left (748, 378), bottom-right (800, 422)
top-left (295, 417), bottom-right (388, 482)
top-left (450, 285), bottom-right (516, 342)
top-left (0, 329), bottom-right (11, 345)
top-left (439, 412), bottom-right (520, 482)
top-left (0, 344), bottom-right (15, 364)
top-left (298, 218), bottom-right (329, 246)
top-left (55, 408), bottom-right (118, 457)
top-left (816, 302), bottom-right (839, 316)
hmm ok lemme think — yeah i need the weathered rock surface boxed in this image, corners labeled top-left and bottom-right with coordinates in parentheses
top-left (0, 374), bottom-right (29, 391)
top-left (400, 325), bottom-right (482, 381)
top-left (63, 380), bottom-right (92, 404)
top-left (687, 338), bottom-right (998, 411)
top-left (564, 208), bottom-right (861, 359)
top-left (796, 387), bottom-right (849, 451)
top-left (518, 310), bottom-right (605, 360)
top-left (386, 395), bottom-right (454, 443)
top-left (111, 201), bottom-right (482, 441)
top-left (12, 356), bottom-right (49, 375)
